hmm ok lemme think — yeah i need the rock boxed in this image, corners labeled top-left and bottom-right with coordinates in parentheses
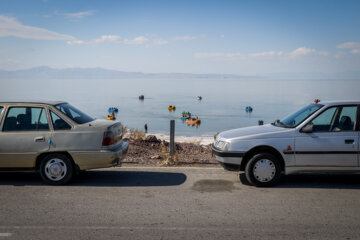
top-left (145, 135), bottom-right (161, 143)
top-left (151, 155), bottom-right (162, 159)
top-left (162, 140), bottom-right (169, 146)
top-left (175, 144), bottom-right (183, 151)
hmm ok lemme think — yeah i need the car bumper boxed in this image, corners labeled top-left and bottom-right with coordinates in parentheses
top-left (211, 144), bottom-right (245, 166)
top-left (71, 141), bottom-right (129, 170)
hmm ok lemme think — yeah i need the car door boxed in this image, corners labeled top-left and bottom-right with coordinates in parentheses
top-left (295, 105), bottom-right (358, 167)
top-left (0, 106), bottom-right (51, 168)
top-left (48, 110), bottom-right (77, 151)
top-left (0, 106), bottom-right (3, 123)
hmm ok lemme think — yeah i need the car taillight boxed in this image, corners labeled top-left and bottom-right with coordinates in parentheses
top-left (102, 131), bottom-right (115, 146)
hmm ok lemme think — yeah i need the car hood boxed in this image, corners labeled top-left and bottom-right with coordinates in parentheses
top-left (218, 124), bottom-right (294, 141)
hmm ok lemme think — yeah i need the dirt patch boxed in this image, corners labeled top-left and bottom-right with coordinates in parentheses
top-left (124, 135), bottom-right (218, 166)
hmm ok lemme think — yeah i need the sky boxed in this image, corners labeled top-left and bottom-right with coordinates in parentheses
top-left (0, 0), bottom-right (360, 76)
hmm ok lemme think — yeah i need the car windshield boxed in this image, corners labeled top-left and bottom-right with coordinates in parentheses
top-left (55, 103), bottom-right (94, 124)
top-left (274, 103), bottom-right (323, 128)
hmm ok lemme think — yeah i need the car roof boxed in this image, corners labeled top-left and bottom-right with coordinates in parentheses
top-left (318, 100), bottom-right (360, 106)
top-left (0, 101), bottom-right (67, 106)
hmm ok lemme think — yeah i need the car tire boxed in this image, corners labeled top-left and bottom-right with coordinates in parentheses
top-left (245, 153), bottom-right (282, 187)
top-left (40, 153), bottom-right (74, 185)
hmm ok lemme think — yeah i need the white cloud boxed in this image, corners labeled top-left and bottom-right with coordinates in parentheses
top-left (351, 49), bottom-right (360, 54)
top-left (123, 36), bottom-right (149, 45)
top-left (67, 35), bottom-right (152, 46)
top-left (290, 47), bottom-right (328, 57)
top-left (0, 15), bottom-right (74, 40)
top-left (173, 35), bottom-right (197, 41)
top-left (67, 35), bottom-right (122, 45)
top-left (220, 34), bottom-right (225, 38)
top-left (195, 47), bottom-right (329, 60)
top-left (64, 10), bottom-right (96, 20)
top-left (66, 40), bottom-right (87, 45)
top-left (66, 34), bottom-right (202, 47)
top-left (290, 47), bottom-right (315, 56)
top-left (94, 35), bottom-right (121, 43)
top-left (195, 52), bottom-right (245, 59)
top-left (249, 51), bottom-right (277, 57)
top-left (195, 51), bottom-right (283, 59)
top-left (336, 42), bottom-right (360, 55)
top-left (336, 42), bottom-right (360, 49)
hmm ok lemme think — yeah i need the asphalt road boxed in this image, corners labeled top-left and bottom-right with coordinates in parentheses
top-left (1, 166), bottom-right (360, 240)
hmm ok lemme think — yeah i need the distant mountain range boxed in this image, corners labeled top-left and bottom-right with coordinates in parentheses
top-left (0, 66), bottom-right (257, 80)
top-left (0, 66), bottom-right (359, 80)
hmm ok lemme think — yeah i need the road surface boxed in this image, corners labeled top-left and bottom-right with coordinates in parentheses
top-left (1, 166), bottom-right (360, 239)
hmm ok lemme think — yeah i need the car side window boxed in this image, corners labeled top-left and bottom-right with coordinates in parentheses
top-left (311, 106), bottom-right (357, 132)
top-left (3, 107), bottom-right (49, 131)
top-left (333, 106), bottom-right (357, 131)
top-left (51, 111), bottom-right (71, 130)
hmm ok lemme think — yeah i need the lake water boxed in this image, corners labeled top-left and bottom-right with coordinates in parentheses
top-left (1, 78), bottom-right (359, 137)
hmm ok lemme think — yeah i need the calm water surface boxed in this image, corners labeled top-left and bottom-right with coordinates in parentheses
top-left (1, 78), bottom-right (359, 137)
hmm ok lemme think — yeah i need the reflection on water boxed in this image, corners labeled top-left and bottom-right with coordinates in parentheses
top-left (0, 78), bottom-right (359, 136)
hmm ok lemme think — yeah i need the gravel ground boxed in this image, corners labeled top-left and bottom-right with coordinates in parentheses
top-left (124, 135), bottom-right (217, 166)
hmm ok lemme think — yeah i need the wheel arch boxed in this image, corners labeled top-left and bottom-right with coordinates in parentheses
top-left (240, 145), bottom-right (285, 171)
top-left (36, 152), bottom-right (78, 172)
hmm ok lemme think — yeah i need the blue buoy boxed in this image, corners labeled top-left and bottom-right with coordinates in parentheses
top-left (245, 106), bottom-right (253, 113)
top-left (108, 107), bottom-right (118, 113)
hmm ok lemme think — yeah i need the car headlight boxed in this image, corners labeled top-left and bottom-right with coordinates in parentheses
top-left (214, 140), bottom-right (229, 151)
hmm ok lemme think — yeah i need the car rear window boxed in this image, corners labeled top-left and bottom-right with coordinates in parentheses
top-left (55, 103), bottom-right (94, 124)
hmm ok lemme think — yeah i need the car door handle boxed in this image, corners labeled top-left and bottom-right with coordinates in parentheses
top-left (34, 137), bottom-right (45, 142)
top-left (344, 139), bottom-right (355, 144)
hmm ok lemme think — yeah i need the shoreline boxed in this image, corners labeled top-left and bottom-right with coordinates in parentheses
top-left (146, 133), bottom-right (214, 145)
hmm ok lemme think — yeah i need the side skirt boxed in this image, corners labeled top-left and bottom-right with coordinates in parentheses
top-left (286, 166), bottom-right (360, 175)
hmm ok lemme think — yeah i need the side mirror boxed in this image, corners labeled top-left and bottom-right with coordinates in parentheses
top-left (301, 123), bottom-right (314, 133)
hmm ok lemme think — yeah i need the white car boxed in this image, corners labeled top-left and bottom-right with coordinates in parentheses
top-left (212, 100), bottom-right (359, 187)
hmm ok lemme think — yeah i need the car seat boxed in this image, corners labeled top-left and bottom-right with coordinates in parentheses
top-left (17, 114), bottom-right (31, 130)
top-left (338, 116), bottom-right (353, 131)
top-left (3, 117), bottom-right (17, 131)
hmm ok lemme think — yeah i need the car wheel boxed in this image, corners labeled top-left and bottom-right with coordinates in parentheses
top-left (40, 153), bottom-right (74, 185)
top-left (245, 153), bottom-right (282, 187)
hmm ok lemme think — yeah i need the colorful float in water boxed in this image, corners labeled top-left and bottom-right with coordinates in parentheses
top-left (181, 111), bottom-right (192, 120)
top-left (107, 107), bottom-right (118, 120)
top-left (168, 105), bottom-right (176, 111)
top-left (186, 116), bottom-right (201, 126)
top-left (245, 106), bottom-right (253, 113)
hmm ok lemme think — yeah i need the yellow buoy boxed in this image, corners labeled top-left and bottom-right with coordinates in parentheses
top-left (168, 105), bottom-right (176, 111)
top-left (107, 113), bottom-right (116, 120)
